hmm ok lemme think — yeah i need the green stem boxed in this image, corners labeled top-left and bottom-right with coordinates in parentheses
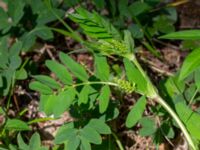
top-left (125, 54), bottom-right (196, 150)
top-left (45, 0), bottom-right (83, 43)
top-left (188, 88), bottom-right (198, 106)
top-left (112, 132), bottom-right (124, 150)
top-left (6, 75), bottom-right (15, 113)
top-left (155, 96), bottom-right (196, 150)
top-left (132, 16), bottom-right (160, 57)
top-left (63, 81), bottom-right (119, 91)
top-left (28, 117), bottom-right (56, 125)
top-left (19, 108), bottom-right (28, 116)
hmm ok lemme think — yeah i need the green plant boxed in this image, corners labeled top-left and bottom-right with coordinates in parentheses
top-left (0, 0), bottom-right (67, 96)
top-left (0, 0), bottom-right (65, 148)
top-left (8, 132), bottom-right (48, 150)
top-left (28, 7), bottom-right (199, 149)
top-left (159, 30), bottom-right (200, 148)
top-left (1, 0), bottom-right (200, 149)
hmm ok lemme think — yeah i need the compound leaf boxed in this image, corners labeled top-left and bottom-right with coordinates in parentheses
top-left (69, 7), bottom-right (121, 40)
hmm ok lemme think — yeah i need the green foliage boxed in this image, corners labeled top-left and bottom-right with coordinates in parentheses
top-left (139, 117), bottom-right (157, 136)
top-left (28, 51), bottom-right (118, 121)
top-left (160, 70), bottom-right (200, 147)
top-left (54, 119), bottom-right (111, 149)
top-left (113, 78), bottom-right (135, 94)
top-left (27, 6), bottom-right (199, 150)
top-left (126, 96), bottom-right (146, 128)
top-left (175, 102), bottom-right (200, 141)
top-left (17, 133), bottom-right (48, 150)
top-left (94, 55), bottom-right (110, 81)
top-left (129, 1), bottom-right (151, 16)
top-left (160, 30), bottom-right (200, 40)
top-left (0, 0), bottom-right (25, 33)
top-left (1, 1), bottom-right (200, 150)
top-left (69, 7), bottom-right (121, 40)
top-left (179, 48), bottom-right (200, 81)
top-left (0, 38), bottom-right (27, 96)
top-left (45, 60), bottom-right (73, 85)
top-left (123, 58), bottom-right (148, 94)
top-left (5, 119), bottom-right (30, 131)
top-left (0, 0), bottom-right (67, 97)
top-left (98, 85), bottom-right (110, 114)
top-left (59, 52), bottom-right (89, 81)
top-left (97, 39), bottom-right (129, 56)
top-left (29, 81), bottom-right (53, 95)
top-left (0, 0), bottom-right (63, 51)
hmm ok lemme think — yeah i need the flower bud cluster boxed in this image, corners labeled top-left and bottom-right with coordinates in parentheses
top-left (99, 39), bottom-right (128, 55)
top-left (113, 78), bottom-right (135, 94)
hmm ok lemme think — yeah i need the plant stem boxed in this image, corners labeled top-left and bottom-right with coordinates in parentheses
top-left (132, 16), bottom-right (160, 57)
top-left (63, 81), bottom-right (119, 91)
top-left (45, 0), bottom-right (83, 43)
top-left (6, 75), bottom-right (15, 113)
top-left (188, 88), bottom-right (198, 106)
top-left (155, 96), bottom-right (196, 150)
top-left (126, 53), bottom-right (196, 150)
top-left (112, 132), bottom-right (124, 150)
top-left (28, 117), bottom-right (56, 125)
